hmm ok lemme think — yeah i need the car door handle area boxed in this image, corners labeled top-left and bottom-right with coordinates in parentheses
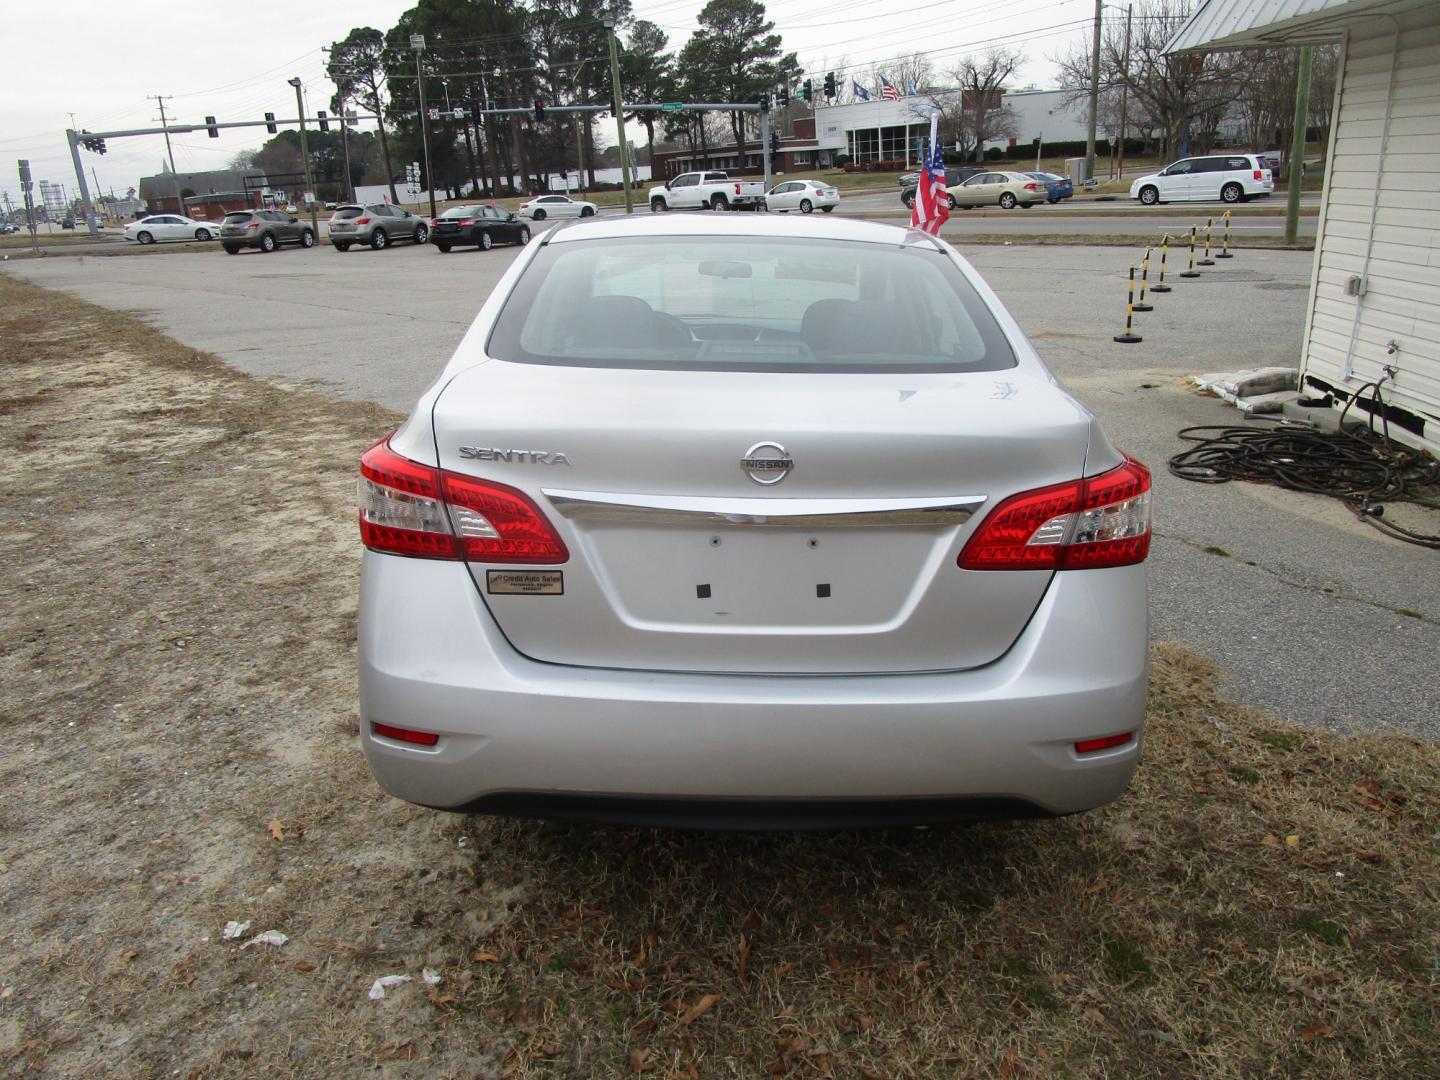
top-left (542, 489), bottom-right (988, 527)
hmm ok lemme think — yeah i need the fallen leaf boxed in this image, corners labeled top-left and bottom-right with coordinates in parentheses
top-left (471, 951), bottom-right (502, 964)
top-left (1286, 834), bottom-right (1301, 847)
top-left (376, 1040), bottom-right (416, 1062)
top-left (825, 948), bottom-right (841, 972)
top-left (1301, 1022), bottom-right (1334, 1042)
top-left (1261, 835), bottom-right (1281, 847)
top-left (738, 933), bottom-right (751, 986)
top-left (679, 994), bottom-right (720, 1025)
top-left (1084, 1007), bottom-right (1105, 1023)
top-left (427, 992), bottom-right (456, 1010)
top-left (294, 962), bottom-right (316, 973)
top-left (266, 819), bottom-right (284, 842)
top-left (629, 1047), bottom-right (656, 1073)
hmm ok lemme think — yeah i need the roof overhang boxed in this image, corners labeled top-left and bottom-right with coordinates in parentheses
top-left (1166, 0), bottom-right (1432, 53)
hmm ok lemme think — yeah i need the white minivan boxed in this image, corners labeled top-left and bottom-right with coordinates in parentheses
top-left (1129, 154), bottom-right (1274, 205)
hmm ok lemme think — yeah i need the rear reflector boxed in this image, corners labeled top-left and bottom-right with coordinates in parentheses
top-left (371, 721), bottom-right (440, 747)
top-left (359, 437), bottom-right (568, 563)
top-left (1075, 732), bottom-right (1134, 754)
top-left (958, 456), bottom-right (1151, 570)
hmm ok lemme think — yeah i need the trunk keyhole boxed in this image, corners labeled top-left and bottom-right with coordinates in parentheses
top-left (709, 536), bottom-right (722, 547)
top-left (816, 584), bottom-right (831, 598)
top-left (807, 538), bottom-right (819, 549)
top-left (696, 584), bottom-right (712, 599)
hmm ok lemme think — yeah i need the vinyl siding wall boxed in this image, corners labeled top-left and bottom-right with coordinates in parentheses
top-left (1301, 8), bottom-right (1440, 448)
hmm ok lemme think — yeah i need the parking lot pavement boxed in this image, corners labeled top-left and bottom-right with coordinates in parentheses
top-left (6, 240), bottom-right (1435, 735)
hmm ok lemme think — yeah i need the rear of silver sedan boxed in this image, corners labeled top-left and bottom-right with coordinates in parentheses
top-left (357, 216), bottom-right (1150, 828)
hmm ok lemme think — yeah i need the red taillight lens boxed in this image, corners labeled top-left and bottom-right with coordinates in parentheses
top-left (457, 219), bottom-right (474, 227)
top-left (958, 456), bottom-right (1151, 571)
top-left (356, 216), bottom-right (370, 225)
top-left (358, 438), bottom-right (567, 563)
top-left (371, 722), bottom-right (439, 747)
top-left (734, 183), bottom-right (741, 194)
top-left (1254, 169), bottom-right (1263, 180)
top-left (1024, 182), bottom-right (1037, 190)
top-left (1075, 732), bottom-right (1134, 754)
top-left (246, 222), bottom-right (258, 229)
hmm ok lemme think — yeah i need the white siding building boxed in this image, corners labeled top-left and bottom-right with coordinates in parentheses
top-left (1169, 0), bottom-right (1440, 451)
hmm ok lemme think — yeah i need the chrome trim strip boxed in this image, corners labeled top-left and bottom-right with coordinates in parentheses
top-left (541, 489), bottom-right (986, 528)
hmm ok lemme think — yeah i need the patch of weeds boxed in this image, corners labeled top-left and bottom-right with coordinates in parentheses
top-left (1229, 765), bottom-right (1262, 784)
top-left (1254, 731), bottom-right (1302, 752)
top-left (1397, 609), bottom-right (1423, 620)
top-left (949, 886), bottom-right (994, 913)
top-left (1099, 932), bottom-right (1153, 983)
top-left (991, 955), bottom-right (1059, 1011)
top-left (1203, 545), bottom-right (1231, 557)
top-left (1293, 913), bottom-right (1346, 948)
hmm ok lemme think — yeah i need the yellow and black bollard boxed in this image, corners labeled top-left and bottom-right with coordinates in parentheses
top-left (1216, 209), bottom-right (1234, 259)
top-left (1114, 265), bottom-right (1143, 344)
top-left (1198, 217), bottom-right (1215, 266)
top-left (1133, 247), bottom-right (1154, 312)
top-left (1180, 226), bottom-right (1201, 278)
top-left (1151, 234), bottom-right (1173, 293)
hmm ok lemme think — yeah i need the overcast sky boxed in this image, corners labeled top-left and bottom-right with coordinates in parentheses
top-left (0, 0), bottom-right (1092, 208)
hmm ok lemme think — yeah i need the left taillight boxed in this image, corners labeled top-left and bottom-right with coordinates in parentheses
top-left (358, 437), bottom-right (568, 563)
top-left (958, 456), bottom-right (1151, 571)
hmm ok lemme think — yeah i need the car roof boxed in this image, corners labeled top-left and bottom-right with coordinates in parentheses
top-left (544, 212), bottom-right (939, 249)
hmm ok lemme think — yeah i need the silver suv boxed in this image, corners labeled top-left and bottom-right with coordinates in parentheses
top-left (329, 204), bottom-right (430, 251)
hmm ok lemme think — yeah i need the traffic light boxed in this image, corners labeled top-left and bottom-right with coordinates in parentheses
top-left (757, 94), bottom-right (769, 111)
top-left (769, 131), bottom-right (780, 155)
top-left (777, 85), bottom-right (789, 107)
top-left (205, 115), bottom-right (219, 138)
top-left (265, 112), bottom-right (277, 134)
top-left (534, 98), bottom-right (545, 121)
top-left (803, 79), bottom-right (813, 103)
top-left (824, 72), bottom-right (836, 99)
top-left (470, 101), bottom-right (484, 123)
top-left (317, 111), bottom-right (329, 132)
top-left (97, 138), bottom-right (106, 155)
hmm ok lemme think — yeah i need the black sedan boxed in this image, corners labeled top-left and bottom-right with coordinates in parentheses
top-left (430, 204), bottom-right (531, 252)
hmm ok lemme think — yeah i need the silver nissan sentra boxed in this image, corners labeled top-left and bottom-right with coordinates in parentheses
top-left (357, 214), bottom-right (1150, 829)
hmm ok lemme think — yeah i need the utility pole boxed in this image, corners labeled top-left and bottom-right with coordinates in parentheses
top-left (1085, 0), bottom-right (1102, 182)
top-left (148, 95), bottom-right (179, 202)
top-left (63, 131), bottom-right (100, 234)
top-left (1284, 46), bottom-right (1313, 245)
top-left (1117, 4), bottom-right (1132, 179)
top-left (339, 106), bottom-right (355, 203)
top-left (410, 34), bottom-right (437, 218)
top-left (602, 16), bottom-right (633, 214)
top-left (287, 78), bottom-right (320, 238)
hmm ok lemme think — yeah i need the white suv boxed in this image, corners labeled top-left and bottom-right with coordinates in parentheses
top-left (1129, 154), bottom-right (1274, 205)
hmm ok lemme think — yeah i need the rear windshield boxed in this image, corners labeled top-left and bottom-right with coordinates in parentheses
top-left (222, 213), bottom-right (253, 224)
top-left (332, 207), bottom-right (363, 220)
top-left (440, 205), bottom-right (484, 218)
top-left (488, 235), bottom-right (1016, 373)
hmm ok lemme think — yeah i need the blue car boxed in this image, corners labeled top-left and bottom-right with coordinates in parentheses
top-left (1027, 172), bottom-right (1073, 203)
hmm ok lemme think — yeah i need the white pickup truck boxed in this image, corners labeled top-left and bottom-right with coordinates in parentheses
top-left (648, 170), bottom-right (767, 212)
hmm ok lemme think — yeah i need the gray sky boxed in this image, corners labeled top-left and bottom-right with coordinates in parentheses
top-left (0, 0), bottom-right (1089, 208)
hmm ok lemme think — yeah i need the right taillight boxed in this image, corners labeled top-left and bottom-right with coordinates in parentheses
top-left (1254, 169), bottom-right (1263, 180)
top-left (958, 456), bottom-right (1151, 570)
top-left (356, 216), bottom-right (370, 225)
top-left (358, 438), bottom-right (568, 563)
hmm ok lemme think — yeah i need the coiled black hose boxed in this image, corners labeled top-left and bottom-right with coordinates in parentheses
top-left (1168, 382), bottom-right (1440, 548)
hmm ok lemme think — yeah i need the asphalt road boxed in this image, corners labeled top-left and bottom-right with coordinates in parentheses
top-left (6, 240), bottom-right (1435, 736)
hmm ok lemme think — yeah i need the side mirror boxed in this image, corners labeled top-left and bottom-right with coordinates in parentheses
top-left (665, 180), bottom-right (673, 189)
top-left (288, 215), bottom-right (298, 223)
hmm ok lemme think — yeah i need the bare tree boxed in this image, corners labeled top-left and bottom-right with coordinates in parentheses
top-left (890, 52), bottom-right (934, 95)
top-left (948, 47), bottom-right (1024, 161)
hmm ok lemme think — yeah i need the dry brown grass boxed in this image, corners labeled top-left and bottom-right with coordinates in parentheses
top-left (0, 273), bottom-right (1434, 1078)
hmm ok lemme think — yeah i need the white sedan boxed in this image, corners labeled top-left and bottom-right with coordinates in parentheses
top-left (517, 194), bottom-right (598, 221)
top-left (123, 215), bottom-right (224, 244)
top-left (765, 179), bottom-right (839, 213)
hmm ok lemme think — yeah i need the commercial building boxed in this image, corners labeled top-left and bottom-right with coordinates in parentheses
top-left (138, 168), bottom-right (266, 214)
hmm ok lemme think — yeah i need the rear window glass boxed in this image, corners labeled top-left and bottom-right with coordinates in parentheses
top-left (488, 236), bottom-right (1016, 374)
top-left (440, 206), bottom-right (483, 218)
top-left (333, 207), bottom-right (363, 219)
top-left (222, 213), bottom-right (252, 224)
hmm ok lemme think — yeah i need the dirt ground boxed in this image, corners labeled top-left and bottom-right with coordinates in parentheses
top-left (0, 274), bottom-right (1435, 1078)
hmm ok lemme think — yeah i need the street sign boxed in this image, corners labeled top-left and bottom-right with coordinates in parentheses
top-left (659, 102), bottom-right (684, 113)
top-left (451, 108), bottom-right (465, 120)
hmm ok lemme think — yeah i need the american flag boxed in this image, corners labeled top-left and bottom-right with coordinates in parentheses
top-left (910, 115), bottom-right (949, 236)
top-left (880, 77), bottom-right (901, 101)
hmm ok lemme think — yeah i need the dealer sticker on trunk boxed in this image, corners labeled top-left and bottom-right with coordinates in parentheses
top-left (486, 570), bottom-right (563, 595)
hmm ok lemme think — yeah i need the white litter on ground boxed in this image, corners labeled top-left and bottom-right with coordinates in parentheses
top-left (1192, 368), bottom-right (1300, 415)
top-left (368, 974), bottom-right (412, 1000)
top-left (240, 930), bottom-right (288, 949)
top-left (221, 921), bottom-right (250, 941)
top-left (421, 968), bottom-right (442, 986)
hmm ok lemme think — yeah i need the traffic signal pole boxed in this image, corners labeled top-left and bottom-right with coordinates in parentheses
top-left (63, 130), bottom-right (100, 235)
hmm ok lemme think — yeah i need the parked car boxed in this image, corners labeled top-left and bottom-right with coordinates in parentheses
top-left (429, 204), bottom-right (531, 252)
top-left (900, 167), bottom-right (983, 208)
top-left (1128, 153), bottom-right (1274, 205)
top-left (356, 213), bottom-right (1151, 828)
top-left (329, 204), bottom-right (429, 251)
top-left (649, 171), bottom-right (767, 211)
top-left (518, 194), bottom-right (598, 221)
top-left (765, 179), bottom-right (839, 214)
top-left (949, 171), bottom-right (1047, 209)
top-left (124, 214), bottom-right (225, 244)
top-left (0, 222), bottom-right (18, 234)
top-left (218, 209), bottom-right (316, 254)
top-left (1026, 171), bottom-right (1074, 203)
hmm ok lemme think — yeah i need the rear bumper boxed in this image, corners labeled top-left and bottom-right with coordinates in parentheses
top-left (358, 554), bottom-right (1148, 821)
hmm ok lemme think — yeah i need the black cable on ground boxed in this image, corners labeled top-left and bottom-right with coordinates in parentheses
top-left (1168, 379), bottom-right (1440, 548)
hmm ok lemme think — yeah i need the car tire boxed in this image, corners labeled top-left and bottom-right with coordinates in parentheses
top-left (799, 198), bottom-right (813, 214)
top-left (300, 229), bottom-right (315, 248)
top-left (711, 194), bottom-right (729, 211)
top-left (260, 232), bottom-right (276, 253)
top-left (532, 209), bottom-right (546, 221)
top-left (1020, 201), bottom-right (1034, 209)
top-left (999, 192), bottom-right (1017, 209)
top-left (518, 226), bottom-right (531, 245)
top-left (480, 231), bottom-right (493, 251)
top-left (1139, 185), bottom-right (1159, 206)
top-left (370, 229), bottom-right (388, 250)
top-left (947, 194), bottom-right (958, 210)
top-left (195, 228), bottom-right (213, 241)
top-left (334, 242), bottom-right (351, 252)
top-left (137, 231), bottom-right (154, 245)
top-left (1221, 182), bottom-right (1243, 204)
top-left (223, 245), bottom-right (240, 255)
top-left (821, 206), bottom-right (834, 213)
top-left (580, 206), bottom-right (595, 217)
top-left (902, 191), bottom-right (915, 209)
top-left (414, 224), bottom-right (429, 244)
top-left (436, 243), bottom-right (451, 253)
top-left (651, 198), bottom-right (667, 213)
